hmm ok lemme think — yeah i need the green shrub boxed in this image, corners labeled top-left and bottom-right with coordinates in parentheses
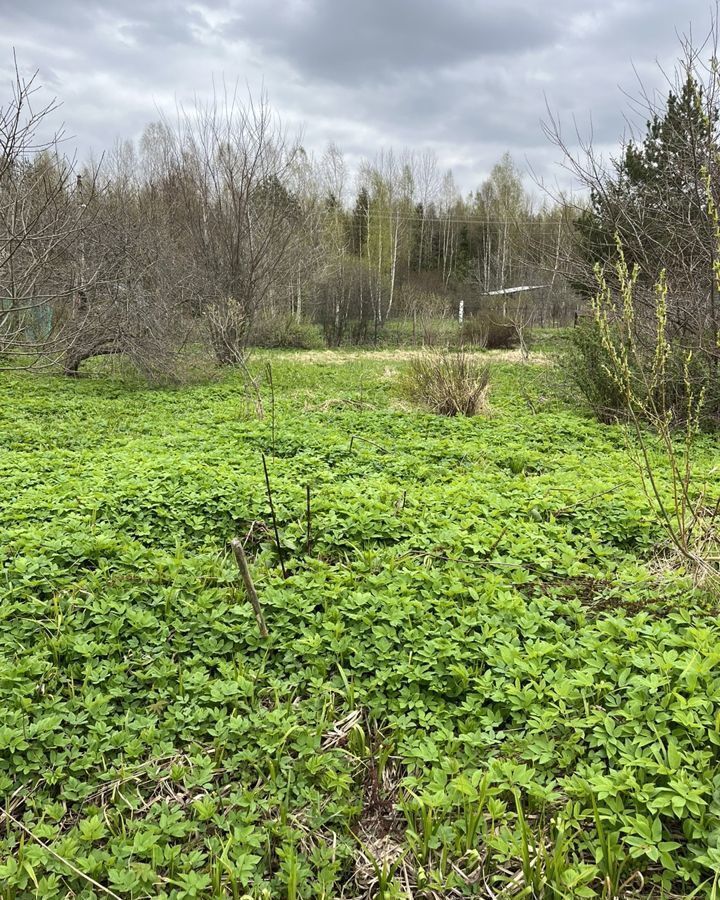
top-left (566, 319), bottom-right (720, 427)
top-left (564, 320), bottom-right (630, 422)
top-left (250, 315), bottom-right (324, 350)
top-left (400, 349), bottom-right (490, 416)
top-left (418, 317), bottom-right (463, 347)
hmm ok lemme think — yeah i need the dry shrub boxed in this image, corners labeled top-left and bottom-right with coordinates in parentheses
top-left (249, 315), bottom-right (324, 350)
top-left (401, 350), bottom-right (490, 416)
top-left (460, 314), bottom-right (519, 349)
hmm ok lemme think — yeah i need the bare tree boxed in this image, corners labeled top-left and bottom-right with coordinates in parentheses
top-left (162, 85), bottom-right (303, 365)
top-left (60, 144), bottom-right (194, 379)
top-left (0, 59), bottom-right (99, 367)
top-left (414, 149), bottom-right (441, 274)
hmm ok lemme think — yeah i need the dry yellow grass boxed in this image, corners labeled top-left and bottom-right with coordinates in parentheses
top-left (285, 348), bottom-right (550, 365)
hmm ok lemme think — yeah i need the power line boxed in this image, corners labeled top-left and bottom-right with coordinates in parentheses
top-left (318, 210), bottom-right (572, 226)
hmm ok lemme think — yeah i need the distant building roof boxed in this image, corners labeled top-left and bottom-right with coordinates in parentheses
top-left (478, 284), bottom-right (549, 296)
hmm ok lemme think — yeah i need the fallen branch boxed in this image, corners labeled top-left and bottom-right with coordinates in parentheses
top-left (348, 434), bottom-right (389, 454)
top-left (4, 811), bottom-right (123, 899)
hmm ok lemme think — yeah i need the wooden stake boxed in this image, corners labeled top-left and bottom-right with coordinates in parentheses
top-left (231, 538), bottom-right (269, 638)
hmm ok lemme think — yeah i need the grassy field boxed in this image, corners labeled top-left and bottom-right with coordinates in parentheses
top-left (1, 350), bottom-right (720, 898)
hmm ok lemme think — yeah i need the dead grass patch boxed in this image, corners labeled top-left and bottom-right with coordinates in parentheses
top-left (285, 348), bottom-right (550, 366)
top-left (400, 349), bottom-right (491, 417)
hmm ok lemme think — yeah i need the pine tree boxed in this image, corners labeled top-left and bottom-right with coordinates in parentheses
top-left (575, 74), bottom-right (719, 295)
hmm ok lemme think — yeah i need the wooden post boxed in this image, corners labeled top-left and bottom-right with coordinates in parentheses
top-left (231, 538), bottom-right (269, 638)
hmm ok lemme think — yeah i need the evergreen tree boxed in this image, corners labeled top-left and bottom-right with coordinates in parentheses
top-left (348, 187), bottom-right (369, 256)
top-left (575, 74), bottom-right (719, 297)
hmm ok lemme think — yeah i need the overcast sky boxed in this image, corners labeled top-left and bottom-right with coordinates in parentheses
top-left (0, 1), bottom-right (716, 198)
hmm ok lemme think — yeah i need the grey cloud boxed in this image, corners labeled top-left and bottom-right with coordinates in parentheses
top-left (0, 0), bottom-right (716, 194)
top-left (230, 0), bottom-right (561, 85)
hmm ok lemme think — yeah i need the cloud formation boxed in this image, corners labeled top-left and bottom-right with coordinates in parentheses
top-left (0, 0), bottom-right (714, 195)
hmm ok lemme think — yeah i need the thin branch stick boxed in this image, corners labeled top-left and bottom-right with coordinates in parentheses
top-left (4, 811), bottom-right (123, 900)
top-left (306, 484), bottom-right (312, 555)
top-left (552, 480), bottom-right (632, 516)
top-left (231, 538), bottom-right (269, 637)
top-left (348, 434), bottom-right (389, 454)
top-left (266, 361), bottom-right (276, 455)
top-left (261, 452), bottom-right (288, 578)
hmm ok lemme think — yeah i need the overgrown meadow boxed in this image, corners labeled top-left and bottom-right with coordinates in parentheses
top-left (2, 351), bottom-right (720, 899)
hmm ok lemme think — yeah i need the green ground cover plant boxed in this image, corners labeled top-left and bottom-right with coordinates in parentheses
top-left (1, 352), bottom-right (719, 898)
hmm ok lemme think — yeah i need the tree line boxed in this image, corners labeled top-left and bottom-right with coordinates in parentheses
top-left (6, 17), bottom-right (720, 390)
top-left (0, 68), bottom-right (577, 377)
